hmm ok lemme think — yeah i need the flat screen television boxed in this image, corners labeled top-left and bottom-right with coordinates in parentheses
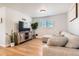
top-left (19, 21), bottom-right (30, 32)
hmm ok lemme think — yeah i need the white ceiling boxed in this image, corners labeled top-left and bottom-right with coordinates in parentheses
top-left (0, 3), bottom-right (73, 17)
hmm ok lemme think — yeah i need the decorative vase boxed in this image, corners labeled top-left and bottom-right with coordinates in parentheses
top-left (10, 43), bottom-right (15, 47)
top-left (32, 30), bottom-right (36, 38)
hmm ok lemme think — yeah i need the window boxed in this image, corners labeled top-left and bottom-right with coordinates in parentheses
top-left (39, 19), bottom-right (53, 28)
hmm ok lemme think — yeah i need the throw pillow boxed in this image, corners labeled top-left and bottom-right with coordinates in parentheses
top-left (47, 36), bottom-right (68, 47)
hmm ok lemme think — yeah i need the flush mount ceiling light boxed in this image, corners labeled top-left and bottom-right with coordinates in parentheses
top-left (40, 9), bottom-right (46, 12)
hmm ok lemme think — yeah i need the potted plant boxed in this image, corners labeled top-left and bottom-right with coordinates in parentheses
top-left (31, 22), bottom-right (38, 38)
top-left (13, 32), bottom-right (18, 45)
top-left (10, 33), bottom-right (15, 47)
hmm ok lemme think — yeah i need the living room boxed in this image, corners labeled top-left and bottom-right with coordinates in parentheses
top-left (0, 3), bottom-right (79, 56)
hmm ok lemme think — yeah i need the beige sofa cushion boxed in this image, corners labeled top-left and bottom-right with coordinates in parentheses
top-left (60, 31), bottom-right (78, 39)
top-left (61, 31), bottom-right (79, 48)
top-left (43, 45), bottom-right (79, 56)
top-left (47, 36), bottom-right (68, 47)
top-left (66, 38), bottom-right (79, 48)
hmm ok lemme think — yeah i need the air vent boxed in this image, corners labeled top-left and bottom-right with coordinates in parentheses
top-left (22, 18), bottom-right (26, 21)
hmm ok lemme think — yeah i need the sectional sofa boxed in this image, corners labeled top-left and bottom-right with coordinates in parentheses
top-left (43, 31), bottom-right (79, 56)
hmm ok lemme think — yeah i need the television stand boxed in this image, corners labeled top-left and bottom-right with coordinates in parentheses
top-left (18, 31), bottom-right (32, 44)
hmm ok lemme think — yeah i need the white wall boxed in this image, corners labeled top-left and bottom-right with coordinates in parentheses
top-left (67, 4), bottom-right (79, 36)
top-left (0, 7), bottom-right (6, 47)
top-left (0, 7), bottom-right (32, 47)
top-left (5, 8), bottom-right (32, 46)
top-left (32, 13), bottom-right (67, 36)
top-left (5, 8), bottom-right (32, 34)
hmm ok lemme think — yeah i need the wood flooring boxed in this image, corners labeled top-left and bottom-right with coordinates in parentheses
top-left (0, 39), bottom-right (42, 56)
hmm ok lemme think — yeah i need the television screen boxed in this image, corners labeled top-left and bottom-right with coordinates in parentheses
top-left (19, 21), bottom-right (30, 32)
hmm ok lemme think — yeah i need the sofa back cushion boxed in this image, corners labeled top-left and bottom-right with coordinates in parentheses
top-left (61, 31), bottom-right (79, 48)
top-left (65, 37), bottom-right (79, 48)
top-left (60, 31), bottom-right (79, 39)
top-left (47, 36), bottom-right (68, 47)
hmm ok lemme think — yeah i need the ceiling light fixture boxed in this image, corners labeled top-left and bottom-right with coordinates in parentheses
top-left (40, 9), bottom-right (46, 12)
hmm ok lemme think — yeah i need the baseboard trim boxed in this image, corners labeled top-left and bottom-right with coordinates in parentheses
top-left (0, 44), bottom-right (10, 47)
